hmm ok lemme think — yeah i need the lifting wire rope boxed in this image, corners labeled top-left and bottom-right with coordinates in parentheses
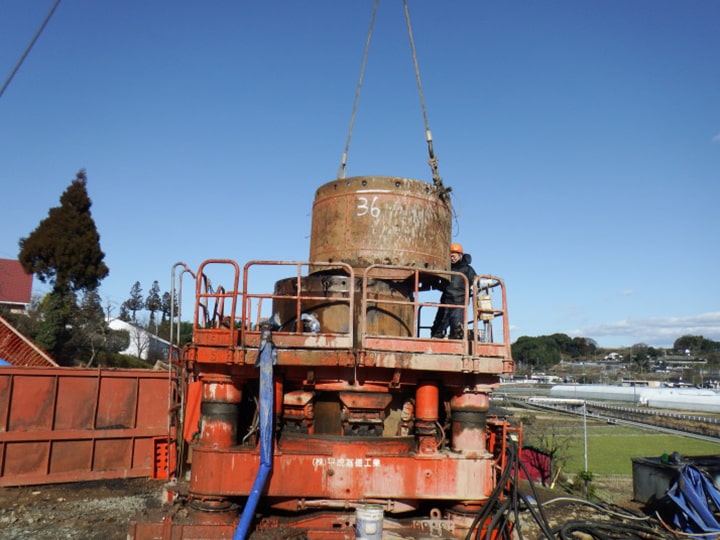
top-left (336, 0), bottom-right (378, 181)
top-left (336, 0), bottom-right (451, 201)
top-left (0, 0), bottom-right (62, 100)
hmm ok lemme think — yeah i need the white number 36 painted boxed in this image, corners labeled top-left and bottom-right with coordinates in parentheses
top-left (356, 196), bottom-right (380, 218)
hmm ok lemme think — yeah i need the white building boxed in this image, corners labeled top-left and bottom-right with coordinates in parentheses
top-left (107, 318), bottom-right (171, 360)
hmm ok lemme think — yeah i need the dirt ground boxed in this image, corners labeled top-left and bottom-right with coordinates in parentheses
top-left (0, 478), bottom-right (165, 540)
top-left (0, 476), bottom-right (669, 540)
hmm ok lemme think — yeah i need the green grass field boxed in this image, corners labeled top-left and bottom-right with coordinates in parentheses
top-left (522, 414), bottom-right (720, 476)
top-left (567, 424), bottom-right (720, 474)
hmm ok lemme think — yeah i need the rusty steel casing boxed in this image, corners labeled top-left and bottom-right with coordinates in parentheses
top-left (273, 275), bottom-right (414, 337)
top-left (309, 176), bottom-right (452, 272)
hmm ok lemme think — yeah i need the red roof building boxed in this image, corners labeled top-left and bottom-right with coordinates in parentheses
top-left (0, 258), bottom-right (33, 311)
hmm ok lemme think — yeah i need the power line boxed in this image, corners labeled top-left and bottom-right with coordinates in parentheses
top-left (0, 0), bottom-right (62, 100)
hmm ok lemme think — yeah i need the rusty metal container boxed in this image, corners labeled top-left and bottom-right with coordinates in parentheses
top-left (0, 367), bottom-right (169, 487)
top-left (273, 275), bottom-right (414, 337)
top-left (309, 176), bottom-right (452, 272)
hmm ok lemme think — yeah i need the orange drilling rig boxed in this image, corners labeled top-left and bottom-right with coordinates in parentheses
top-left (129, 175), bottom-right (516, 539)
top-left (130, 4), bottom-right (518, 539)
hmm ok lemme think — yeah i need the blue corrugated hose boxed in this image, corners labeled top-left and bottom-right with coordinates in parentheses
top-left (233, 334), bottom-right (275, 540)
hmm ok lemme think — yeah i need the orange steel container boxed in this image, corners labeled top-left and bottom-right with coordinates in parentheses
top-left (0, 367), bottom-right (170, 487)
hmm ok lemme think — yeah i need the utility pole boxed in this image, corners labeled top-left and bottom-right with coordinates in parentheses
top-left (583, 401), bottom-right (588, 472)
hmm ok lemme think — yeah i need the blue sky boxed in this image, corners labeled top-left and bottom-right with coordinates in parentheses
top-left (1, 1), bottom-right (718, 349)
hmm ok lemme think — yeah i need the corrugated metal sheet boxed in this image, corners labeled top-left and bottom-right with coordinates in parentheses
top-left (0, 315), bottom-right (58, 367)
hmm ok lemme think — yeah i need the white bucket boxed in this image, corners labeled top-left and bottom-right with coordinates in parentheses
top-left (355, 504), bottom-right (384, 540)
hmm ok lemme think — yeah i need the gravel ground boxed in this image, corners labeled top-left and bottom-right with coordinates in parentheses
top-left (0, 476), bottom-right (670, 539)
top-left (0, 478), bottom-right (165, 540)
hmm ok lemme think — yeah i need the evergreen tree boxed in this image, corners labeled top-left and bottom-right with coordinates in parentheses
top-left (18, 170), bottom-right (108, 292)
top-left (158, 290), bottom-right (182, 343)
top-left (124, 281), bottom-right (144, 322)
top-left (145, 280), bottom-right (162, 333)
top-left (160, 291), bottom-right (172, 324)
top-left (35, 291), bottom-right (76, 364)
top-left (118, 303), bottom-right (131, 322)
top-left (17, 170), bottom-right (108, 364)
top-left (72, 289), bottom-right (108, 367)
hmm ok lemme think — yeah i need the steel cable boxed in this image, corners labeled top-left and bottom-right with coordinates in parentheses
top-left (402, 0), bottom-right (447, 193)
top-left (337, 0), bottom-right (378, 180)
top-left (0, 0), bottom-right (62, 99)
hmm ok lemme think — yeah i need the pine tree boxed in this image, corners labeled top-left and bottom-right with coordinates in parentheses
top-left (35, 291), bottom-right (76, 362)
top-left (72, 289), bottom-right (108, 367)
top-left (19, 170), bottom-right (109, 292)
top-left (160, 291), bottom-right (172, 324)
top-left (118, 303), bottom-right (131, 322)
top-left (145, 280), bottom-right (162, 333)
top-left (18, 170), bottom-right (108, 364)
top-left (124, 281), bottom-right (144, 322)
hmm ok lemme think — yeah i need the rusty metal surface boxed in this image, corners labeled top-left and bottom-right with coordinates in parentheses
top-left (309, 176), bottom-right (452, 272)
top-left (274, 274), bottom-right (415, 338)
top-left (0, 367), bottom-right (170, 486)
top-left (189, 442), bottom-right (494, 501)
top-left (0, 314), bottom-right (58, 367)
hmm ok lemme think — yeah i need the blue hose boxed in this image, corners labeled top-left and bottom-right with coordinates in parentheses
top-left (233, 335), bottom-right (275, 540)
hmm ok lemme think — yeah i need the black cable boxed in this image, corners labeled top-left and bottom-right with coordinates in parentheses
top-left (464, 429), bottom-right (680, 540)
top-left (465, 448), bottom-right (513, 540)
top-left (0, 0), bottom-right (61, 99)
top-left (515, 451), bottom-right (555, 536)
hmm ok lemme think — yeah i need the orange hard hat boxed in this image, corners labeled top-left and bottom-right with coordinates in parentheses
top-left (450, 243), bottom-right (463, 254)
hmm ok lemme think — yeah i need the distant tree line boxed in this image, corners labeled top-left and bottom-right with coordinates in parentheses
top-left (116, 280), bottom-right (192, 347)
top-left (512, 333), bottom-right (720, 373)
top-left (511, 333), bottom-right (598, 370)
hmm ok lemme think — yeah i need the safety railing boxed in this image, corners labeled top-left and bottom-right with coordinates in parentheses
top-left (470, 275), bottom-right (512, 366)
top-left (192, 259), bottom-right (242, 348)
top-left (359, 265), bottom-right (470, 355)
top-left (359, 266), bottom-right (512, 363)
top-left (241, 261), bottom-right (355, 350)
top-left (187, 259), bottom-right (512, 369)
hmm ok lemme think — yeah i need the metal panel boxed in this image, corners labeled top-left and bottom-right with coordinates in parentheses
top-left (0, 367), bottom-right (170, 486)
top-left (0, 314), bottom-right (59, 367)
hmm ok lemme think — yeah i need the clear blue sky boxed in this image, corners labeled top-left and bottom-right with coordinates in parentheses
top-left (1, 1), bottom-right (718, 349)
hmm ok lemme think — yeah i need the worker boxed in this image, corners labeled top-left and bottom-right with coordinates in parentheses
top-left (431, 243), bottom-right (477, 339)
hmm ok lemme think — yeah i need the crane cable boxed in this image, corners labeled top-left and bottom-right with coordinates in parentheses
top-left (402, 0), bottom-right (448, 196)
top-left (337, 0), bottom-right (451, 201)
top-left (0, 0), bottom-right (62, 100)
top-left (337, 0), bottom-right (378, 180)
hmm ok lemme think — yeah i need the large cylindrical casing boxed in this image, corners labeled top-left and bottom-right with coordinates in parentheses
top-left (273, 275), bottom-right (414, 337)
top-left (309, 176), bottom-right (452, 272)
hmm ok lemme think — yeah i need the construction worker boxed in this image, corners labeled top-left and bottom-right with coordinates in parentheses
top-left (431, 243), bottom-right (477, 339)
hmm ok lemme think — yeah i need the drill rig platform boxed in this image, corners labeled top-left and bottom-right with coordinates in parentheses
top-left (129, 175), bottom-right (517, 540)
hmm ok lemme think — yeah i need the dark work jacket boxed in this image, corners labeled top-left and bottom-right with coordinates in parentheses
top-left (440, 253), bottom-right (477, 305)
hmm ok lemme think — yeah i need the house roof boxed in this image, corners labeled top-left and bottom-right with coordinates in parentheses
top-left (0, 258), bottom-right (33, 306)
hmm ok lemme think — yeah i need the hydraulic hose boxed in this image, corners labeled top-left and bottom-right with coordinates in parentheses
top-left (233, 332), bottom-right (275, 540)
